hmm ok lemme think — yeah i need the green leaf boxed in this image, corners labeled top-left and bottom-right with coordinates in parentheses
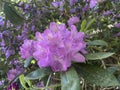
top-left (25, 68), bottom-right (52, 80)
top-left (25, 79), bottom-right (32, 87)
top-left (3, 3), bottom-right (24, 25)
top-left (87, 40), bottom-right (108, 46)
top-left (61, 67), bottom-right (81, 90)
top-left (24, 57), bottom-right (33, 68)
top-left (85, 52), bottom-right (114, 60)
top-left (85, 18), bottom-right (96, 30)
top-left (74, 64), bottom-right (119, 87)
top-left (81, 19), bottom-right (87, 31)
top-left (19, 74), bottom-right (28, 89)
top-left (107, 66), bottom-right (119, 74)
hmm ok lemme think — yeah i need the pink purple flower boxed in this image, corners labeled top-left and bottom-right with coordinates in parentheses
top-left (20, 22), bottom-right (86, 72)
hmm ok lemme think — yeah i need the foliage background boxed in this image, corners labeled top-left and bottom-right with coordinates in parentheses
top-left (0, 0), bottom-right (120, 90)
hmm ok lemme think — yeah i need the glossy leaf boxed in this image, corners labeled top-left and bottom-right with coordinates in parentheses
top-left (85, 52), bottom-right (114, 60)
top-left (61, 67), bottom-right (81, 90)
top-left (24, 57), bottom-right (33, 68)
top-left (87, 40), bottom-right (108, 46)
top-left (74, 64), bottom-right (119, 87)
top-left (25, 68), bottom-right (52, 80)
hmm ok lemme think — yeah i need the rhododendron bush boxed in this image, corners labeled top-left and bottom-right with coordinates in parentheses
top-left (0, 0), bottom-right (120, 90)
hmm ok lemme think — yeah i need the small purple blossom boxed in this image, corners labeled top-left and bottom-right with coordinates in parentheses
top-left (70, 8), bottom-right (77, 13)
top-left (36, 81), bottom-right (44, 88)
top-left (52, 2), bottom-right (59, 8)
top-left (68, 16), bottom-right (80, 26)
top-left (102, 10), bottom-right (113, 16)
top-left (20, 39), bottom-right (34, 59)
top-left (69, 0), bottom-right (78, 6)
top-left (0, 80), bottom-right (4, 86)
top-left (7, 67), bottom-right (23, 82)
top-left (52, 1), bottom-right (64, 11)
top-left (0, 16), bottom-right (4, 26)
top-left (7, 69), bottom-right (18, 81)
top-left (89, 0), bottom-right (98, 8)
top-left (25, 4), bottom-right (30, 10)
top-left (114, 23), bottom-right (120, 28)
top-left (82, 5), bottom-right (89, 12)
top-left (5, 47), bottom-right (15, 59)
top-left (31, 25), bottom-right (35, 31)
top-left (1, 39), bottom-right (5, 46)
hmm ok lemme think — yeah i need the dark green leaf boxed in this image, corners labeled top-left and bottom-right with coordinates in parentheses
top-left (61, 67), bottom-right (81, 90)
top-left (107, 66), bottom-right (119, 74)
top-left (74, 64), bottom-right (119, 87)
top-left (87, 40), bottom-right (108, 46)
top-left (85, 18), bottom-right (96, 30)
top-left (25, 68), bottom-right (52, 80)
top-left (3, 3), bottom-right (24, 25)
top-left (85, 52), bottom-right (114, 60)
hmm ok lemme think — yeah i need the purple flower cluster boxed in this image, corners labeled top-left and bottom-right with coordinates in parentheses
top-left (20, 22), bottom-right (86, 72)
top-left (7, 67), bottom-right (23, 81)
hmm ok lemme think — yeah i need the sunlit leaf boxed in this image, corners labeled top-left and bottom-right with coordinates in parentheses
top-left (81, 19), bottom-right (87, 31)
top-left (19, 74), bottom-right (29, 89)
